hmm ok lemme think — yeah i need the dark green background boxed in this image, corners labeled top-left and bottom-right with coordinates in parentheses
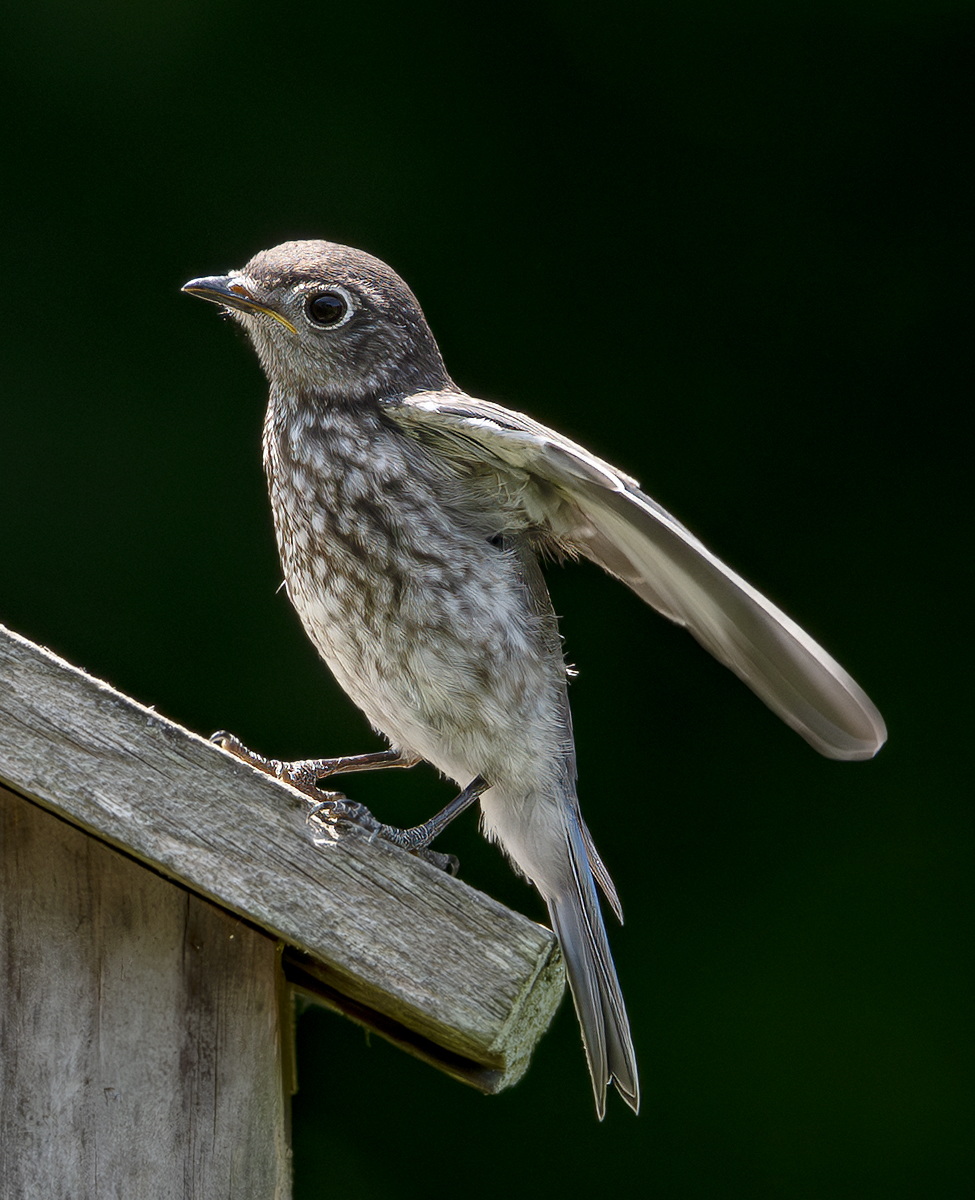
top-left (3, 2), bottom-right (970, 1196)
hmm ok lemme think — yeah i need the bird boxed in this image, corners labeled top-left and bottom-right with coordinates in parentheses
top-left (183, 240), bottom-right (886, 1118)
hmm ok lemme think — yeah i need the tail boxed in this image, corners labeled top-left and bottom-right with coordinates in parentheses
top-left (547, 810), bottom-right (639, 1119)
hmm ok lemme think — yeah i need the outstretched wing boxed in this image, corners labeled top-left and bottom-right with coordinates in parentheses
top-left (384, 391), bottom-right (887, 761)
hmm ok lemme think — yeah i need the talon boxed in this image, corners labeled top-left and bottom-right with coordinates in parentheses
top-left (207, 731), bottom-right (463, 876)
top-left (306, 792), bottom-right (350, 820)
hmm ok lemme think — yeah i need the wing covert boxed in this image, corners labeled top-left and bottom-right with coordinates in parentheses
top-left (385, 392), bottom-right (887, 760)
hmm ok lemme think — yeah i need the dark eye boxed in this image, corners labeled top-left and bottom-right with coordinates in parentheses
top-left (306, 291), bottom-right (348, 326)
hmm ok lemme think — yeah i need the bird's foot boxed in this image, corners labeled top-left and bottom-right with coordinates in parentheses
top-left (347, 775), bottom-right (489, 876)
top-left (211, 731), bottom-right (418, 791)
top-left (210, 730), bottom-right (459, 873)
top-left (306, 792), bottom-right (460, 874)
top-left (211, 730), bottom-right (323, 797)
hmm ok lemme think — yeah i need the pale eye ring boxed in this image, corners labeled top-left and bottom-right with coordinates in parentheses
top-left (301, 284), bottom-right (355, 330)
top-left (306, 291), bottom-right (347, 325)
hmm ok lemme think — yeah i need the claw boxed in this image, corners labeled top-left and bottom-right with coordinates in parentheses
top-left (208, 730), bottom-right (465, 873)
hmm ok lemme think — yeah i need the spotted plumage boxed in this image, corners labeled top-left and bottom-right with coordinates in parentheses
top-left (184, 240), bottom-right (886, 1117)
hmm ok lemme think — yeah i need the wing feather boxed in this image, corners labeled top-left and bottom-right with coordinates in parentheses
top-left (385, 393), bottom-right (887, 760)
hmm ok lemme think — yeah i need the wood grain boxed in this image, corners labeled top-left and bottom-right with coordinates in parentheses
top-left (0, 623), bottom-right (563, 1083)
top-left (1, 787), bottom-right (291, 1200)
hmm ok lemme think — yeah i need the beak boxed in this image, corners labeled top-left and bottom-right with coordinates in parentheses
top-left (181, 273), bottom-right (298, 334)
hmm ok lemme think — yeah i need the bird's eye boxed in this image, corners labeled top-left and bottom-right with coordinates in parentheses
top-left (305, 291), bottom-right (349, 326)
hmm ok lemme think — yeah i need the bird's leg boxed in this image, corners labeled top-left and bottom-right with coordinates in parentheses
top-left (211, 730), bottom-right (416, 830)
top-left (309, 771), bottom-right (487, 875)
top-left (211, 730), bottom-right (473, 872)
top-left (211, 731), bottom-right (420, 792)
top-left (311, 775), bottom-right (487, 876)
top-left (354, 775), bottom-right (488, 852)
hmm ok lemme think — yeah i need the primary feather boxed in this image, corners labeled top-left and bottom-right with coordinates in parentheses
top-left (385, 392), bottom-right (887, 761)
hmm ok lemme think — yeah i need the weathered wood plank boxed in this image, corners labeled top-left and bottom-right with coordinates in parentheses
top-left (0, 787), bottom-right (291, 1200)
top-left (0, 623), bottom-right (563, 1084)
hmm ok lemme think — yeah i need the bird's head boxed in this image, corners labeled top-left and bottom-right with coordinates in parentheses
top-left (183, 240), bottom-right (452, 403)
